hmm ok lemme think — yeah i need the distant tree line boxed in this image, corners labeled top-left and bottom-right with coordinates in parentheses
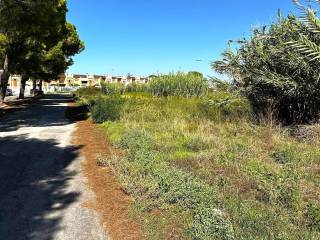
top-left (212, 0), bottom-right (320, 125)
top-left (0, 0), bottom-right (84, 103)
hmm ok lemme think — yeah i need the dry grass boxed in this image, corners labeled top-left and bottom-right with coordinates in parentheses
top-left (100, 94), bottom-right (320, 239)
top-left (77, 91), bottom-right (320, 239)
top-left (69, 104), bottom-right (145, 240)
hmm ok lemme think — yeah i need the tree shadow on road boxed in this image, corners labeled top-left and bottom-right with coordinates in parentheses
top-left (0, 94), bottom-right (87, 132)
top-left (0, 135), bottom-right (83, 240)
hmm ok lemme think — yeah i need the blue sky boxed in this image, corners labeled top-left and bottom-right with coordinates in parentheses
top-left (67, 0), bottom-right (296, 77)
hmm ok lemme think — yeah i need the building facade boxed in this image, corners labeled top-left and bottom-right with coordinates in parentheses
top-left (59, 74), bottom-right (149, 87)
top-left (7, 73), bottom-right (149, 95)
top-left (8, 75), bottom-right (32, 95)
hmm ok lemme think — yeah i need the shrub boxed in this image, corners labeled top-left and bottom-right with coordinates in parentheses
top-left (190, 206), bottom-right (234, 240)
top-left (212, 6), bottom-right (320, 125)
top-left (120, 130), bottom-right (154, 151)
top-left (90, 96), bottom-right (124, 123)
top-left (199, 92), bottom-right (251, 121)
top-left (75, 86), bottom-right (102, 97)
top-left (149, 72), bottom-right (209, 97)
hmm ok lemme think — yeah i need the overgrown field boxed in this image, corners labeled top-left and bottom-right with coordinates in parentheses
top-left (76, 84), bottom-right (320, 240)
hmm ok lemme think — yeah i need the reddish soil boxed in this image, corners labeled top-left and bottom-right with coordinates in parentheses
top-left (72, 116), bottom-right (145, 240)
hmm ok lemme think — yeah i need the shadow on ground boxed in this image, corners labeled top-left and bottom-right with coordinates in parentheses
top-left (0, 94), bottom-right (87, 132)
top-left (0, 136), bottom-right (82, 240)
top-left (0, 94), bottom-right (88, 240)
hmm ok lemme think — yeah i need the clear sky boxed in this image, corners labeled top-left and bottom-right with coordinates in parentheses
top-left (66, 0), bottom-right (297, 77)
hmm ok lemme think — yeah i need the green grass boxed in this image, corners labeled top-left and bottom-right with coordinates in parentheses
top-left (78, 88), bottom-right (320, 239)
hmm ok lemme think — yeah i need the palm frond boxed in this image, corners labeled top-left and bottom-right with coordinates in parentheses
top-left (287, 1), bottom-right (320, 62)
top-left (288, 34), bottom-right (320, 62)
top-left (299, 9), bottom-right (320, 33)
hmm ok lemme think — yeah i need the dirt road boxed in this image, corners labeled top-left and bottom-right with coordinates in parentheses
top-left (0, 94), bottom-right (108, 240)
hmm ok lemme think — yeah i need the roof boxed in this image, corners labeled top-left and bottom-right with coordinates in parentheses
top-left (73, 74), bottom-right (87, 78)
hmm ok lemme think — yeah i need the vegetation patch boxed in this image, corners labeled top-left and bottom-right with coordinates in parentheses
top-left (90, 96), bottom-right (124, 123)
top-left (149, 72), bottom-right (209, 97)
top-left (75, 83), bottom-right (320, 239)
top-left (101, 130), bottom-right (234, 240)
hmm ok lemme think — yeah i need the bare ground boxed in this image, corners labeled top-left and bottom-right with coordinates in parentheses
top-left (72, 116), bottom-right (145, 240)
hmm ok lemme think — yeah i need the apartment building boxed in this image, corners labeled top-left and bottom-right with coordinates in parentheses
top-left (56, 74), bottom-right (149, 87)
top-left (6, 73), bottom-right (149, 95)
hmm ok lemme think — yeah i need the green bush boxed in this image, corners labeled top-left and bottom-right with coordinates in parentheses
top-left (212, 6), bottom-right (320, 124)
top-left (149, 72), bottom-right (209, 97)
top-left (91, 96), bottom-right (124, 123)
top-left (191, 206), bottom-right (234, 240)
top-left (120, 130), bottom-right (154, 151)
top-left (199, 92), bottom-right (251, 121)
top-left (75, 86), bottom-right (102, 97)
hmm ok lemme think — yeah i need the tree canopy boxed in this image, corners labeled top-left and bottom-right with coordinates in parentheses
top-left (0, 0), bottom-right (84, 102)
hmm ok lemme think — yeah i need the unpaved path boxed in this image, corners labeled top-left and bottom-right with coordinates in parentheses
top-left (0, 94), bottom-right (108, 240)
top-left (73, 120), bottom-right (145, 240)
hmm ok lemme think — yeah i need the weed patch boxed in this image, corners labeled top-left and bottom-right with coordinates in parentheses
top-left (76, 89), bottom-right (320, 239)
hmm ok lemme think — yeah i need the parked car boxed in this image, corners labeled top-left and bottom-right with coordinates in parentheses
top-left (30, 89), bottom-right (43, 96)
top-left (6, 89), bottom-right (13, 96)
top-left (0, 88), bottom-right (13, 96)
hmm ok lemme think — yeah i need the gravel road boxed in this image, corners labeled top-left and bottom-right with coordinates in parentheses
top-left (0, 94), bottom-right (108, 240)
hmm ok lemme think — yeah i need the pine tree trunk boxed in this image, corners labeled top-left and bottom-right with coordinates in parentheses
top-left (0, 54), bottom-right (10, 104)
top-left (19, 75), bottom-right (28, 99)
top-left (32, 79), bottom-right (37, 91)
top-left (31, 79), bottom-right (37, 96)
top-left (39, 79), bottom-right (43, 92)
top-left (0, 77), bottom-right (6, 104)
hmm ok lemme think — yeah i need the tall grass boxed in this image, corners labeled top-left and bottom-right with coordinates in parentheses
top-left (75, 86), bottom-right (102, 98)
top-left (149, 72), bottom-right (209, 97)
top-left (101, 82), bottom-right (149, 95)
top-left (77, 72), bottom-right (208, 98)
top-left (101, 82), bottom-right (126, 95)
